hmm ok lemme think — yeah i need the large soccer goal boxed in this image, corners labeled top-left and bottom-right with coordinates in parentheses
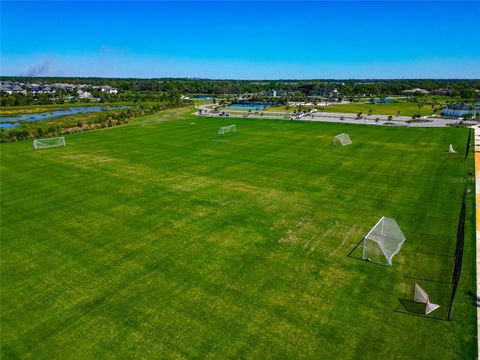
top-left (33, 137), bottom-right (66, 150)
top-left (362, 216), bottom-right (406, 266)
top-left (218, 125), bottom-right (236, 135)
top-left (334, 133), bottom-right (352, 146)
top-left (414, 283), bottom-right (440, 315)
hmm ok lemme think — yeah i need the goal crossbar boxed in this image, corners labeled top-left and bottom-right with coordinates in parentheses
top-left (218, 125), bottom-right (236, 135)
top-left (362, 216), bottom-right (406, 266)
top-left (333, 133), bottom-right (352, 146)
top-left (33, 137), bottom-right (66, 150)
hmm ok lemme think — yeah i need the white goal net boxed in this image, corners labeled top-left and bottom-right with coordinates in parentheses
top-left (362, 216), bottom-right (406, 266)
top-left (334, 133), bottom-right (352, 146)
top-left (413, 283), bottom-right (440, 315)
top-left (218, 125), bottom-right (236, 135)
top-left (33, 137), bottom-right (66, 150)
top-left (448, 144), bottom-right (456, 153)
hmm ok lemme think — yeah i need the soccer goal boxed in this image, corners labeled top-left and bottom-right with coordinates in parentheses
top-left (218, 125), bottom-right (236, 135)
top-left (414, 283), bottom-right (440, 315)
top-left (448, 144), bottom-right (456, 153)
top-left (333, 133), bottom-right (352, 146)
top-left (362, 216), bottom-right (406, 266)
top-left (33, 137), bottom-right (66, 150)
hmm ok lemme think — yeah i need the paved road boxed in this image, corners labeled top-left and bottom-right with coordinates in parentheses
top-left (196, 104), bottom-right (466, 128)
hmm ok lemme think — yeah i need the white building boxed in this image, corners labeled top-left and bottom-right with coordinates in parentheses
top-left (99, 85), bottom-right (118, 94)
top-left (77, 90), bottom-right (92, 99)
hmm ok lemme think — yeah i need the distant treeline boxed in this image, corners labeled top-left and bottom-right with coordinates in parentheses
top-left (1, 77), bottom-right (479, 98)
top-left (0, 89), bottom-right (183, 107)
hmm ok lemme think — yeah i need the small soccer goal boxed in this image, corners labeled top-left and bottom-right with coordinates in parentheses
top-left (218, 125), bottom-right (236, 135)
top-left (362, 216), bottom-right (406, 266)
top-left (448, 144), bottom-right (456, 153)
top-left (33, 137), bottom-right (66, 150)
top-left (333, 133), bottom-right (352, 146)
top-left (413, 283), bottom-right (440, 315)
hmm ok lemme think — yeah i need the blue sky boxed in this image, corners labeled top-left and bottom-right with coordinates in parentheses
top-left (1, 1), bottom-right (479, 79)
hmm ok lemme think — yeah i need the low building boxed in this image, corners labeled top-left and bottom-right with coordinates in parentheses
top-left (432, 88), bottom-right (451, 96)
top-left (40, 85), bottom-right (55, 94)
top-left (99, 85), bottom-right (118, 94)
top-left (403, 88), bottom-right (429, 95)
top-left (0, 83), bottom-right (25, 94)
top-left (77, 90), bottom-right (92, 99)
top-left (29, 83), bottom-right (41, 93)
top-left (314, 88), bottom-right (339, 98)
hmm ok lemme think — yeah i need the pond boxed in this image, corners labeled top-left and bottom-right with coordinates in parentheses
top-left (229, 104), bottom-right (268, 110)
top-left (0, 105), bottom-right (132, 129)
top-left (370, 99), bottom-right (394, 104)
top-left (193, 95), bottom-right (213, 100)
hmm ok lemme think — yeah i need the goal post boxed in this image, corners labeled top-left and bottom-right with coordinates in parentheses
top-left (413, 283), bottom-right (440, 315)
top-left (218, 125), bottom-right (236, 135)
top-left (333, 133), bottom-right (352, 146)
top-left (362, 216), bottom-right (406, 266)
top-left (33, 137), bottom-right (66, 150)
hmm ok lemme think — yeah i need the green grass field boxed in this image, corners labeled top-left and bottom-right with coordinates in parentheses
top-left (0, 107), bottom-right (476, 359)
top-left (269, 102), bottom-right (443, 117)
top-left (317, 102), bottom-right (443, 116)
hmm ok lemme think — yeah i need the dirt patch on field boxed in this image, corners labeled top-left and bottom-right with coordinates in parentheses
top-left (278, 214), bottom-right (315, 246)
top-left (59, 153), bottom-right (116, 166)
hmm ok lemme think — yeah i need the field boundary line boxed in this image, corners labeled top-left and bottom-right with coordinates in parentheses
top-left (474, 125), bottom-right (480, 358)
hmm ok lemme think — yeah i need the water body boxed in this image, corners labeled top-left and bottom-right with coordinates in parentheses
top-left (371, 99), bottom-right (394, 104)
top-left (0, 106), bottom-right (132, 129)
top-left (229, 104), bottom-right (268, 110)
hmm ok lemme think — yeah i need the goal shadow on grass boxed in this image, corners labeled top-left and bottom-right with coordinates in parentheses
top-left (393, 299), bottom-right (447, 321)
top-left (394, 280), bottom-right (451, 321)
top-left (404, 233), bottom-right (455, 285)
top-left (346, 237), bottom-right (389, 267)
